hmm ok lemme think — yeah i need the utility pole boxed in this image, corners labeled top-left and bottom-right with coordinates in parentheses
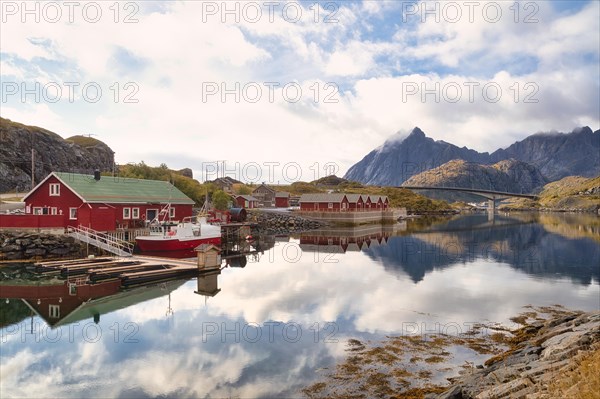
top-left (31, 132), bottom-right (35, 189)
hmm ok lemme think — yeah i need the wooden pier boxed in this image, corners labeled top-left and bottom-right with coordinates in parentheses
top-left (30, 222), bottom-right (261, 289)
top-left (34, 255), bottom-right (209, 288)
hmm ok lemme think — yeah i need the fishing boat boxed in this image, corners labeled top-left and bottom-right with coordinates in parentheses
top-left (135, 216), bottom-right (221, 252)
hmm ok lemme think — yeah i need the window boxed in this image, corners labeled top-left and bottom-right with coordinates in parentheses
top-left (169, 207), bottom-right (175, 218)
top-left (123, 208), bottom-right (131, 219)
top-left (132, 208), bottom-right (139, 219)
top-left (49, 183), bottom-right (60, 196)
top-left (49, 304), bottom-right (60, 318)
top-left (33, 207), bottom-right (42, 215)
top-left (328, 202), bottom-right (333, 209)
top-left (69, 208), bottom-right (77, 220)
top-left (50, 207), bottom-right (57, 215)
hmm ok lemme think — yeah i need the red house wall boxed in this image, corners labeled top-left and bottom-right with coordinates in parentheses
top-left (0, 214), bottom-right (65, 229)
top-left (300, 198), bottom-right (351, 212)
top-left (348, 199), bottom-right (364, 210)
top-left (111, 204), bottom-right (193, 229)
top-left (300, 203), bottom-right (313, 211)
top-left (275, 197), bottom-right (289, 208)
top-left (26, 175), bottom-right (84, 222)
top-left (235, 197), bottom-right (256, 209)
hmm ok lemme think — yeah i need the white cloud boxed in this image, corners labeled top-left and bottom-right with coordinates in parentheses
top-left (0, 0), bottom-right (597, 177)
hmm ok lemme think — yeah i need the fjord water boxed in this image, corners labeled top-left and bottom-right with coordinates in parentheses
top-left (1, 213), bottom-right (599, 398)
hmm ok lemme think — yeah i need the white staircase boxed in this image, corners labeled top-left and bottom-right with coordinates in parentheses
top-left (67, 225), bottom-right (134, 257)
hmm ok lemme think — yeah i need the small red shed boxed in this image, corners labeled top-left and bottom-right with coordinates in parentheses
top-left (275, 192), bottom-right (290, 208)
top-left (346, 194), bottom-right (365, 211)
top-left (234, 195), bottom-right (258, 209)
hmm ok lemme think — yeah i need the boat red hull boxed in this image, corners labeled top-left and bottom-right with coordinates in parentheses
top-left (136, 236), bottom-right (221, 252)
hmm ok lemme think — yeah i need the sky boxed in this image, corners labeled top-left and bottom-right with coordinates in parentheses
top-left (1, 0), bottom-right (599, 183)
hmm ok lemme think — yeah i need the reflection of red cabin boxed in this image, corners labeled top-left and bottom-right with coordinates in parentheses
top-left (17, 172), bottom-right (194, 231)
top-left (233, 195), bottom-right (258, 209)
top-left (275, 192), bottom-right (290, 208)
top-left (2, 279), bottom-right (121, 327)
top-left (299, 194), bottom-right (350, 211)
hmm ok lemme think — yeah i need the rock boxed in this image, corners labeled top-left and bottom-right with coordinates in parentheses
top-left (431, 310), bottom-right (600, 399)
top-left (0, 244), bottom-right (21, 252)
top-left (0, 231), bottom-right (96, 260)
top-left (49, 247), bottom-right (70, 255)
top-left (25, 248), bottom-right (46, 256)
top-left (0, 117), bottom-right (115, 192)
top-left (177, 168), bottom-right (194, 178)
top-left (435, 385), bottom-right (464, 399)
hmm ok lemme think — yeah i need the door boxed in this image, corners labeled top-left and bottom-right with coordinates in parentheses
top-left (146, 209), bottom-right (158, 221)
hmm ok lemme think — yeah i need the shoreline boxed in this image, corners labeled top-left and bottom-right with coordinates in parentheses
top-left (302, 307), bottom-right (600, 399)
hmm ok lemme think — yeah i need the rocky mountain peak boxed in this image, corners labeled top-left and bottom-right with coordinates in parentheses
top-left (345, 126), bottom-right (599, 187)
top-left (408, 127), bottom-right (426, 139)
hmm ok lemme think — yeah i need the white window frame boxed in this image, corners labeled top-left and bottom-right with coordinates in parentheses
top-left (169, 207), bottom-right (176, 218)
top-left (132, 208), bottom-right (140, 219)
top-left (33, 207), bottom-right (43, 215)
top-left (69, 207), bottom-right (77, 220)
top-left (123, 208), bottom-right (131, 219)
top-left (49, 183), bottom-right (60, 196)
top-left (49, 304), bottom-right (60, 318)
top-left (50, 207), bottom-right (57, 215)
top-left (328, 202), bottom-right (333, 209)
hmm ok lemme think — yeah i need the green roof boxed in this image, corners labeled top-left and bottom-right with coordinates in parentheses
top-left (53, 172), bottom-right (194, 204)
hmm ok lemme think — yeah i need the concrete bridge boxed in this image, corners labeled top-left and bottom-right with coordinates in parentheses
top-left (400, 186), bottom-right (538, 213)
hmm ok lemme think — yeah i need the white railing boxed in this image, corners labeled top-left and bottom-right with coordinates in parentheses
top-left (67, 225), bottom-right (134, 257)
top-left (107, 228), bottom-right (150, 243)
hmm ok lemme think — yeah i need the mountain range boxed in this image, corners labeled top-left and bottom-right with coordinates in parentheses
top-left (344, 127), bottom-right (600, 192)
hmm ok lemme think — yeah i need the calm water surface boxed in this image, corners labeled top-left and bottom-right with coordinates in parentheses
top-left (1, 213), bottom-right (599, 398)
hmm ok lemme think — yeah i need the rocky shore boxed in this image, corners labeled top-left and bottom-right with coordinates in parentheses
top-left (0, 231), bottom-right (96, 260)
top-left (430, 310), bottom-right (600, 399)
top-left (303, 307), bottom-right (599, 399)
top-left (248, 210), bottom-right (325, 234)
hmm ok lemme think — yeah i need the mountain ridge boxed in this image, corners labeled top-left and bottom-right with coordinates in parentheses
top-left (345, 127), bottom-right (600, 187)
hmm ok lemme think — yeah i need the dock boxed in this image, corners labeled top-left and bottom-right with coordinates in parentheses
top-left (30, 220), bottom-right (261, 289)
top-left (220, 222), bottom-right (259, 242)
top-left (34, 255), bottom-right (207, 288)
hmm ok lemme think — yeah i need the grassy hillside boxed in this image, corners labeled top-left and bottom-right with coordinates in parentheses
top-left (115, 162), bottom-right (217, 206)
top-left (66, 135), bottom-right (105, 148)
top-left (0, 117), bottom-right (62, 139)
top-left (538, 176), bottom-right (600, 211)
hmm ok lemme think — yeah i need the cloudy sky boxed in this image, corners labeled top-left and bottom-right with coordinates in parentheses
top-left (1, 0), bottom-right (599, 183)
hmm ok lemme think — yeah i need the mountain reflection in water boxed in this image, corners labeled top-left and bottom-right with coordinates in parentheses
top-left (365, 214), bottom-right (600, 285)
